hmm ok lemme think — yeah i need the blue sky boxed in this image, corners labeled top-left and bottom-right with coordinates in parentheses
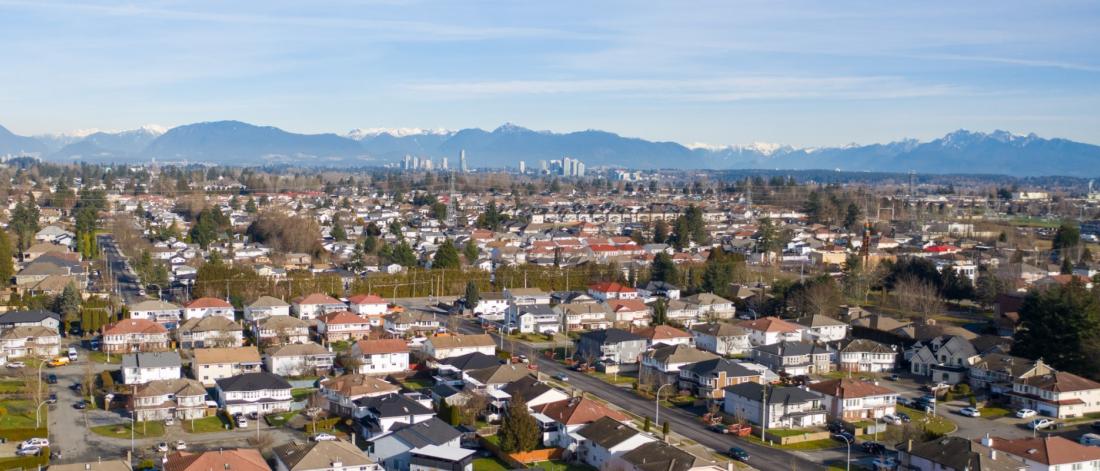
top-left (1, 0), bottom-right (1097, 147)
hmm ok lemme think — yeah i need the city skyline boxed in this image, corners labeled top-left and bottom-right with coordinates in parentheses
top-left (0, 1), bottom-right (1097, 148)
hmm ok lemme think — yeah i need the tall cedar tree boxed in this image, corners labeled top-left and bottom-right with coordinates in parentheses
top-left (0, 229), bottom-right (13, 287)
top-left (1013, 279), bottom-right (1100, 378)
top-left (464, 240), bottom-right (480, 263)
top-left (650, 252), bottom-right (677, 284)
top-left (498, 394), bottom-right (539, 452)
top-left (432, 240), bottom-right (461, 269)
top-left (465, 281), bottom-right (480, 309)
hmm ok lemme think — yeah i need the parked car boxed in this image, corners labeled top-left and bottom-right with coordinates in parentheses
top-left (46, 374), bottom-right (58, 384)
top-left (886, 374), bottom-right (900, 381)
top-left (7, 361), bottom-right (26, 369)
top-left (236, 416), bottom-right (248, 428)
top-left (46, 393), bottom-right (57, 405)
top-left (862, 442), bottom-right (887, 454)
top-left (896, 397), bottom-right (912, 407)
top-left (1016, 409), bottom-right (1038, 419)
top-left (155, 442), bottom-right (169, 452)
top-left (918, 394), bottom-right (937, 403)
top-left (1029, 418), bottom-right (1055, 430)
top-left (165, 416), bottom-right (175, 426)
top-left (882, 414), bottom-right (902, 425)
top-left (553, 374), bottom-right (569, 382)
top-left (896, 412), bottom-right (911, 423)
top-left (833, 431), bottom-right (855, 443)
top-left (73, 401), bottom-right (87, 410)
top-left (312, 433), bottom-right (337, 442)
top-left (19, 438), bottom-right (49, 449)
top-left (959, 407), bottom-right (981, 417)
top-left (727, 447), bottom-right (749, 462)
top-left (1091, 421), bottom-right (1100, 431)
top-left (870, 457), bottom-right (899, 470)
top-left (174, 440), bottom-right (187, 450)
top-left (16, 447), bottom-right (41, 456)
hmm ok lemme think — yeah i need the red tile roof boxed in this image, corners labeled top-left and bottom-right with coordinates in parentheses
top-left (985, 436), bottom-right (1100, 465)
top-left (534, 397), bottom-right (629, 426)
top-left (738, 316), bottom-right (802, 334)
top-left (589, 281), bottom-right (637, 293)
top-left (185, 297), bottom-right (232, 309)
top-left (808, 378), bottom-right (896, 399)
top-left (347, 294), bottom-right (387, 305)
top-left (294, 293), bottom-right (344, 305)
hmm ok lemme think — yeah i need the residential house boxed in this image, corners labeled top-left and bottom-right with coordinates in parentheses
top-left (463, 363), bottom-right (531, 392)
top-left (320, 373), bottom-right (400, 417)
top-left (164, 449), bottom-right (271, 471)
top-left (183, 297), bottom-right (235, 321)
top-left (366, 418), bottom-right (462, 471)
top-left (896, 436), bottom-right (1024, 471)
top-left (349, 339), bottom-right (410, 375)
top-left (192, 346), bottom-right (263, 386)
top-left (128, 300), bottom-right (183, 329)
top-left (1006, 371), bottom-right (1100, 419)
top-left (423, 334), bottom-right (495, 360)
top-left (837, 339), bottom-right (897, 373)
top-left (794, 315), bottom-right (849, 343)
top-left (0, 326), bottom-right (60, 359)
top-left (49, 460), bottom-right (132, 471)
top-left (507, 305), bottom-right (561, 334)
top-left (641, 344), bottom-right (720, 386)
top-left (101, 319), bottom-right (170, 354)
top-left (265, 342), bottom-right (336, 377)
top-left (356, 393), bottom-right (436, 438)
top-left (293, 293), bottom-right (348, 321)
top-left (617, 441), bottom-right (723, 471)
top-left (557, 303), bottom-right (613, 332)
top-left (638, 281), bottom-right (681, 300)
top-left (981, 435), bottom-right (1100, 471)
top-left (970, 354), bottom-right (1052, 395)
top-left (215, 372), bottom-right (294, 416)
top-left (738, 317), bottom-right (805, 346)
top-left (577, 328), bottom-right (647, 364)
top-left (678, 358), bottom-right (761, 400)
top-left (176, 316), bottom-right (245, 349)
top-left (317, 311), bottom-right (372, 342)
top-left (606, 299), bottom-right (651, 328)
top-left (751, 341), bottom-right (833, 377)
top-left (384, 311), bottom-right (442, 337)
top-left (471, 292), bottom-right (508, 321)
top-left (634, 325), bottom-right (693, 348)
top-left (500, 375), bottom-right (570, 408)
top-left (680, 293), bottom-right (736, 321)
top-left (533, 397), bottom-right (630, 449)
top-left (122, 351), bottom-right (182, 385)
top-left (690, 323), bottom-right (751, 357)
top-left (575, 417), bottom-right (657, 471)
top-left (130, 378), bottom-right (208, 421)
top-left (909, 335), bottom-right (979, 383)
top-left (274, 440), bottom-right (382, 471)
top-left (254, 316), bottom-right (311, 346)
top-left (808, 378), bottom-right (898, 421)
top-left (408, 445), bottom-right (474, 471)
top-left (0, 309), bottom-right (61, 331)
top-left (348, 294), bottom-right (389, 327)
top-left (588, 282), bottom-right (638, 301)
top-left (722, 382), bottom-right (827, 429)
top-left (504, 287), bottom-right (551, 306)
top-left (244, 296), bottom-right (291, 323)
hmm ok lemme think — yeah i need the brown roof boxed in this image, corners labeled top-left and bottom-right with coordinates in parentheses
top-left (808, 378), bottom-right (896, 399)
top-left (318, 310), bottom-right (368, 325)
top-left (319, 373), bottom-right (400, 397)
top-left (165, 449), bottom-right (270, 471)
top-left (185, 297), bottom-right (233, 309)
top-left (294, 293), bottom-right (343, 305)
top-left (347, 294), bottom-right (387, 305)
top-left (193, 346), bottom-right (261, 364)
top-left (986, 436), bottom-right (1100, 465)
top-left (178, 316), bottom-right (243, 333)
top-left (1020, 371), bottom-right (1100, 393)
top-left (738, 316), bottom-right (802, 333)
top-left (274, 440), bottom-right (375, 471)
top-left (633, 325), bottom-right (691, 340)
top-left (607, 298), bottom-right (648, 312)
top-left (102, 319), bottom-right (168, 335)
top-left (354, 338), bottom-right (409, 354)
top-left (134, 378), bottom-right (207, 398)
top-left (533, 397), bottom-right (629, 426)
top-left (427, 334), bottom-right (495, 351)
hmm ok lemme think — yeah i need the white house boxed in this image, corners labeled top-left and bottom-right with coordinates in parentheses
top-left (690, 323), bottom-right (751, 356)
top-left (192, 346), bottom-right (263, 386)
top-left (982, 435), bottom-right (1100, 471)
top-left (794, 315), bottom-right (849, 343)
top-left (121, 351), bottom-right (182, 385)
top-left (183, 297), bottom-right (235, 321)
top-left (215, 372), bottom-right (293, 416)
top-left (575, 418), bottom-right (657, 471)
top-left (127, 300), bottom-right (183, 329)
top-left (472, 292), bottom-right (509, 321)
top-left (738, 317), bottom-right (805, 346)
top-left (423, 334), bottom-right (496, 360)
top-left (293, 293), bottom-right (347, 321)
top-left (244, 296), bottom-right (291, 322)
top-left (349, 339), bottom-right (411, 375)
top-left (838, 339), bottom-right (897, 373)
top-left (264, 343), bottom-right (336, 377)
top-left (507, 305), bottom-right (561, 334)
top-left (723, 382), bottom-right (826, 429)
top-left (808, 378), bottom-right (897, 421)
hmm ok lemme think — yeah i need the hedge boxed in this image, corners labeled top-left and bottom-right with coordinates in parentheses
top-left (0, 446), bottom-right (50, 470)
top-left (0, 428), bottom-right (49, 441)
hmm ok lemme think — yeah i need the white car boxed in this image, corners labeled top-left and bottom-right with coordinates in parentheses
top-left (175, 440), bottom-right (187, 450)
top-left (1016, 409), bottom-right (1038, 419)
top-left (312, 433), bottom-right (337, 442)
top-left (882, 414), bottom-right (902, 425)
top-left (7, 361), bottom-right (26, 368)
top-left (1029, 418), bottom-right (1055, 430)
top-left (165, 416), bottom-right (175, 426)
top-left (19, 438), bottom-right (49, 450)
top-left (155, 442), bottom-right (169, 452)
top-left (959, 407), bottom-right (981, 417)
top-left (16, 447), bottom-right (41, 457)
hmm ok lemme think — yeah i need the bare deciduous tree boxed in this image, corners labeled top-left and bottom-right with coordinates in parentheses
top-left (893, 275), bottom-right (944, 318)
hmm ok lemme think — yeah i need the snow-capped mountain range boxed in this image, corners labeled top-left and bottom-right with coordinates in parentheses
top-left (1, 121), bottom-right (1098, 176)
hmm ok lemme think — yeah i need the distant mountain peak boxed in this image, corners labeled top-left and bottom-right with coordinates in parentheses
top-left (687, 141), bottom-right (795, 156)
top-left (346, 127), bottom-right (453, 140)
top-left (493, 122), bottom-right (533, 133)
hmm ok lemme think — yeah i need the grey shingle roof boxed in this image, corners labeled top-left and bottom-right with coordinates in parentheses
top-left (215, 372), bottom-right (291, 391)
top-left (387, 417), bottom-right (462, 448)
top-left (122, 351), bottom-right (182, 369)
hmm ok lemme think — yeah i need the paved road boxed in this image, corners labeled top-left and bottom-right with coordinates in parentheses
top-left (98, 234), bottom-right (142, 305)
top-left (454, 318), bottom-right (829, 470)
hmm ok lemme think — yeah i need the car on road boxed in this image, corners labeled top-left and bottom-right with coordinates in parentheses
top-left (886, 374), bottom-right (900, 381)
top-left (833, 431), bottom-right (855, 443)
top-left (1016, 409), bottom-right (1038, 419)
top-left (20, 438), bottom-right (49, 449)
top-left (959, 407), bottom-right (981, 417)
top-left (1029, 418), bottom-right (1055, 430)
top-left (236, 416), bottom-right (248, 428)
top-left (46, 393), bottom-right (57, 404)
top-left (174, 440), bottom-right (187, 450)
top-left (68, 347), bottom-right (78, 361)
top-left (73, 400), bottom-right (86, 410)
top-left (896, 412), bottom-right (911, 423)
top-left (155, 442), bottom-right (169, 452)
top-left (918, 394), bottom-right (938, 403)
top-left (553, 374), bottom-right (569, 382)
top-left (46, 374), bottom-right (58, 384)
top-left (861, 441), bottom-right (887, 454)
top-left (48, 357), bottom-right (70, 367)
top-left (16, 447), bottom-right (41, 456)
top-left (7, 361), bottom-right (26, 369)
top-left (871, 457), bottom-right (899, 470)
top-left (727, 447), bottom-right (749, 462)
top-left (312, 433), bottom-right (337, 442)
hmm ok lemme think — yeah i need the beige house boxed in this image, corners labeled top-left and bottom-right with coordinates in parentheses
top-left (192, 346), bottom-right (263, 386)
top-left (130, 378), bottom-right (209, 421)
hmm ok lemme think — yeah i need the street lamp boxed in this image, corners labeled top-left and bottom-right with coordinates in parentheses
top-left (35, 401), bottom-right (49, 430)
top-left (655, 383), bottom-right (673, 431)
top-left (835, 433), bottom-right (852, 471)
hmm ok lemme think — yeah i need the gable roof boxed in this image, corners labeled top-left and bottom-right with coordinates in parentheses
top-left (275, 440), bottom-right (375, 471)
top-left (185, 297), bottom-right (233, 309)
top-left (178, 315), bottom-right (243, 333)
top-left (808, 378), bottom-right (896, 399)
top-left (122, 351), bottom-right (182, 369)
top-left (265, 342), bottom-right (332, 358)
top-left (724, 382), bottom-right (820, 404)
top-left (348, 294), bottom-right (388, 305)
top-left (215, 372), bottom-right (291, 391)
top-left (193, 346), bottom-right (262, 364)
top-left (689, 322), bottom-right (747, 338)
top-left (533, 397), bottom-right (629, 425)
top-left (102, 318), bottom-right (168, 335)
top-left (427, 334), bottom-right (494, 351)
top-left (320, 374), bottom-right (399, 398)
top-left (247, 296), bottom-right (290, 308)
top-left (165, 449), bottom-right (270, 471)
top-left (986, 436), bottom-right (1100, 465)
top-left (578, 328), bottom-right (645, 344)
top-left (129, 300), bottom-right (182, 311)
top-left (738, 316), bottom-right (803, 333)
top-left (356, 393), bottom-right (433, 418)
top-left (354, 338), bottom-right (409, 355)
top-left (620, 441), bottom-right (713, 471)
top-left (633, 325), bottom-right (691, 341)
top-left (906, 437), bottom-right (1023, 471)
top-left (318, 310), bottom-right (368, 324)
top-left (840, 339), bottom-right (895, 354)
top-left (383, 417), bottom-right (462, 448)
top-left (680, 358), bottom-right (758, 378)
top-left (0, 309), bottom-right (61, 324)
top-left (465, 363), bottom-right (531, 385)
top-left (293, 293), bottom-right (344, 305)
top-left (575, 417), bottom-right (647, 449)
top-left (646, 344), bottom-right (719, 364)
top-left (436, 352), bottom-right (501, 370)
top-left (1019, 371), bottom-right (1100, 393)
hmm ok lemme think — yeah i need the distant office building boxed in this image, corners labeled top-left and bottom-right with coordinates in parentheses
top-left (519, 160), bottom-right (526, 174)
top-left (441, 157), bottom-right (448, 170)
top-left (460, 150), bottom-right (468, 172)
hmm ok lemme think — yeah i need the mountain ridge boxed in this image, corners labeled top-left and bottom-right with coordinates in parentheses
top-left (1, 121), bottom-right (1098, 176)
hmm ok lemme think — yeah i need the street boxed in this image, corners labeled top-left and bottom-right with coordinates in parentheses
top-left (97, 234), bottom-right (143, 305)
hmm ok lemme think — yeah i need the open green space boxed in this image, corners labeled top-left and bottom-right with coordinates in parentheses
top-left (0, 400), bottom-right (46, 429)
top-left (91, 420), bottom-right (166, 439)
top-left (183, 415), bottom-right (228, 433)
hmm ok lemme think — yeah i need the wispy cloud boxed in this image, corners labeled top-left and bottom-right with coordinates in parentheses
top-left (403, 76), bottom-right (965, 101)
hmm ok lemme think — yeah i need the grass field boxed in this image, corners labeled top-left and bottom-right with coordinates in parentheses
top-left (979, 407), bottom-right (1011, 418)
top-left (291, 388), bottom-right (317, 401)
top-left (472, 458), bottom-right (509, 471)
top-left (88, 352), bottom-right (122, 364)
top-left (0, 400), bottom-right (44, 429)
top-left (182, 415), bottom-right (228, 433)
top-left (91, 420), bottom-right (166, 439)
top-left (897, 405), bottom-right (957, 436)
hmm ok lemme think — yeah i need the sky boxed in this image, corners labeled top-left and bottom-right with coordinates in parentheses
top-left (0, 0), bottom-right (1098, 148)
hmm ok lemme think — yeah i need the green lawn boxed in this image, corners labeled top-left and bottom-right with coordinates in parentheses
top-left (183, 415), bottom-right (228, 433)
top-left (0, 380), bottom-right (25, 393)
top-left (265, 411), bottom-right (300, 426)
top-left (897, 405), bottom-right (957, 436)
top-left (400, 377), bottom-right (433, 391)
top-left (767, 428), bottom-right (815, 437)
top-left (473, 458), bottom-right (509, 471)
top-left (588, 371), bottom-right (635, 385)
top-left (291, 388), bottom-right (317, 401)
top-left (89, 351), bottom-right (122, 364)
top-left (0, 400), bottom-right (44, 429)
top-left (529, 461), bottom-right (597, 471)
top-left (742, 433), bottom-right (841, 451)
top-left (91, 421), bottom-right (166, 439)
top-left (979, 407), bottom-right (1011, 418)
